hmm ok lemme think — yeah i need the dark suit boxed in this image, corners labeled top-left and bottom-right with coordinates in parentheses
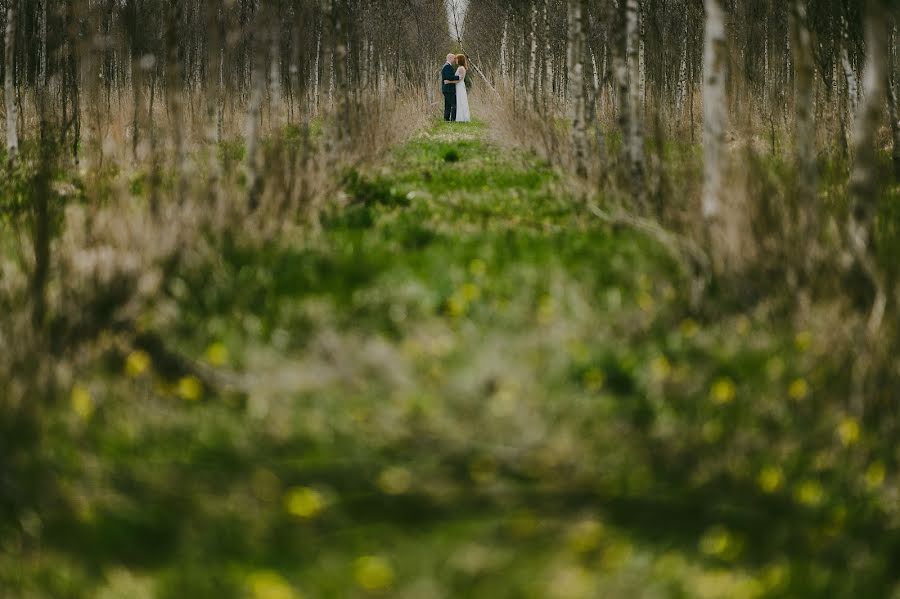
top-left (442, 62), bottom-right (460, 121)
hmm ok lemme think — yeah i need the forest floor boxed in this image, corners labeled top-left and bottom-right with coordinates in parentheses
top-left (5, 119), bottom-right (896, 598)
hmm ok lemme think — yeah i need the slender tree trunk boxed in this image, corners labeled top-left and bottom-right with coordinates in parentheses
top-left (206, 1), bottom-right (223, 199)
top-left (166, 0), bottom-right (186, 202)
top-left (500, 16), bottom-right (508, 82)
top-left (313, 23), bottom-right (321, 115)
top-left (528, 0), bottom-right (538, 108)
top-left (610, 0), bottom-right (629, 159)
top-left (269, 8), bottom-right (282, 129)
top-left (790, 0), bottom-right (817, 247)
top-left (542, 0), bottom-right (552, 99)
top-left (246, 16), bottom-right (265, 211)
top-left (625, 0), bottom-right (645, 191)
top-left (567, 0), bottom-right (587, 178)
top-left (702, 0), bottom-right (727, 220)
top-left (5, 1), bottom-right (18, 162)
top-left (40, 0), bottom-right (48, 89)
top-left (849, 0), bottom-right (890, 246)
top-left (888, 20), bottom-right (900, 181)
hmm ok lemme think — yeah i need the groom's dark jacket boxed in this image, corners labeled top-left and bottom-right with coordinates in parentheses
top-left (442, 63), bottom-right (460, 94)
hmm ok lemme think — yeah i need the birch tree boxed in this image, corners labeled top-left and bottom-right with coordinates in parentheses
top-left (4, 0), bottom-right (18, 162)
top-left (625, 0), bottom-right (645, 190)
top-left (888, 20), bottom-right (900, 181)
top-left (567, 0), bottom-right (587, 177)
top-left (702, 0), bottom-right (727, 220)
top-left (790, 0), bottom-right (817, 247)
top-left (848, 0), bottom-right (890, 252)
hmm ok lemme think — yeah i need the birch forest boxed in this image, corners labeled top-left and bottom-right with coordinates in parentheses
top-left (2, 0), bottom-right (900, 597)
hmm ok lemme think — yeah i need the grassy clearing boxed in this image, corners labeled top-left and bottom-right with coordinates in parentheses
top-left (3, 119), bottom-right (897, 598)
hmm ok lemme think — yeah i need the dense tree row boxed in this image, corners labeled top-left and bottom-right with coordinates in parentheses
top-left (464, 0), bottom-right (898, 178)
top-left (1, 0), bottom-right (448, 165)
top-left (466, 0), bottom-right (897, 267)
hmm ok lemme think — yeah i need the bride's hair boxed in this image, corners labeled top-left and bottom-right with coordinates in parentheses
top-left (456, 54), bottom-right (467, 69)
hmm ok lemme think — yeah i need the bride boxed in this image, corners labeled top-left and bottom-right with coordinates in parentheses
top-left (454, 54), bottom-right (471, 122)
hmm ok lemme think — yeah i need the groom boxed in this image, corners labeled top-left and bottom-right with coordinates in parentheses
top-left (442, 53), bottom-right (460, 122)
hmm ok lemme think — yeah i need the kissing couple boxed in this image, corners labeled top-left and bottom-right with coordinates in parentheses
top-left (441, 53), bottom-right (471, 123)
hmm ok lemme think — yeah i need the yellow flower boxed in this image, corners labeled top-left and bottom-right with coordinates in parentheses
top-left (583, 368), bottom-right (605, 392)
top-left (710, 377), bottom-right (736, 405)
top-left (794, 331), bottom-right (812, 351)
top-left (246, 570), bottom-right (301, 599)
top-left (679, 319), bottom-right (699, 338)
top-left (284, 487), bottom-right (326, 519)
top-left (125, 350), bottom-right (151, 378)
top-left (637, 291), bottom-right (655, 312)
top-left (757, 466), bottom-right (784, 494)
top-left (761, 563), bottom-right (789, 590)
top-left (377, 466), bottom-right (412, 495)
top-left (176, 376), bottom-right (203, 401)
top-left (699, 525), bottom-right (740, 560)
top-left (837, 417), bottom-right (860, 447)
top-left (71, 384), bottom-right (94, 421)
top-left (537, 295), bottom-right (555, 323)
top-left (447, 294), bottom-right (468, 318)
top-left (795, 480), bottom-right (824, 508)
top-left (205, 342), bottom-right (229, 366)
top-left (788, 378), bottom-right (809, 401)
top-left (567, 519), bottom-right (604, 554)
top-left (864, 462), bottom-right (886, 490)
top-left (460, 282), bottom-right (481, 302)
top-left (651, 356), bottom-right (672, 381)
top-left (353, 556), bottom-right (395, 591)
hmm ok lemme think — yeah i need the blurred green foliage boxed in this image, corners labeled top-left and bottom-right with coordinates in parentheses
top-left (1, 121), bottom-right (899, 599)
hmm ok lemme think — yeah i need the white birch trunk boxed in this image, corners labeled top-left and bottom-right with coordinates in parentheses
top-left (791, 0), bottom-right (816, 201)
top-left (500, 17), bottom-right (508, 82)
top-left (625, 0), bottom-right (645, 185)
top-left (841, 12), bottom-right (859, 119)
top-left (4, 2), bottom-right (18, 161)
top-left (40, 0), bottom-right (47, 89)
top-left (702, 0), bottom-right (727, 220)
top-left (246, 38), bottom-right (265, 208)
top-left (568, 0), bottom-right (587, 177)
top-left (543, 0), bottom-right (552, 97)
top-left (529, 1), bottom-right (539, 104)
top-left (888, 21), bottom-right (900, 181)
top-left (269, 22), bottom-right (282, 128)
top-left (312, 26), bottom-right (321, 115)
top-left (849, 1), bottom-right (889, 235)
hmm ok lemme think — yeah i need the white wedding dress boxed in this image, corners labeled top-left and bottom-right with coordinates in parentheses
top-left (455, 67), bottom-right (471, 122)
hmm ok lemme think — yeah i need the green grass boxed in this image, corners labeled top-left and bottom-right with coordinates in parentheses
top-left (3, 120), bottom-right (898, 598)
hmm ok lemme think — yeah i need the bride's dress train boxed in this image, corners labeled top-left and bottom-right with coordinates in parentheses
top-left (455, 67), bottom-right (471, 122)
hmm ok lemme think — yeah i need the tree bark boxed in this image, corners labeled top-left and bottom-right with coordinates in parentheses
top-left (625, 0), bottom-right (645, 190)
top-left (528, 0), bottom-right (538, 107)
top-left (849, 0), bottom-right (889, 241)
top-left (888, 20), bottom-right (900, 181)
top-left (790, 0), bottom-right (817, 239)
top-left (5, 1), bottom-right (18, 162)
top-left (246, 13), bottom-right (265, 211)
top-left (567, 0), bottom-right (587, 178)
top-left (702, 0), bottom-right (727, 220)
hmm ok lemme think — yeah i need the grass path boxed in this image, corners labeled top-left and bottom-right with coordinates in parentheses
top-left (8, 120), bottom-right (896, 598)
